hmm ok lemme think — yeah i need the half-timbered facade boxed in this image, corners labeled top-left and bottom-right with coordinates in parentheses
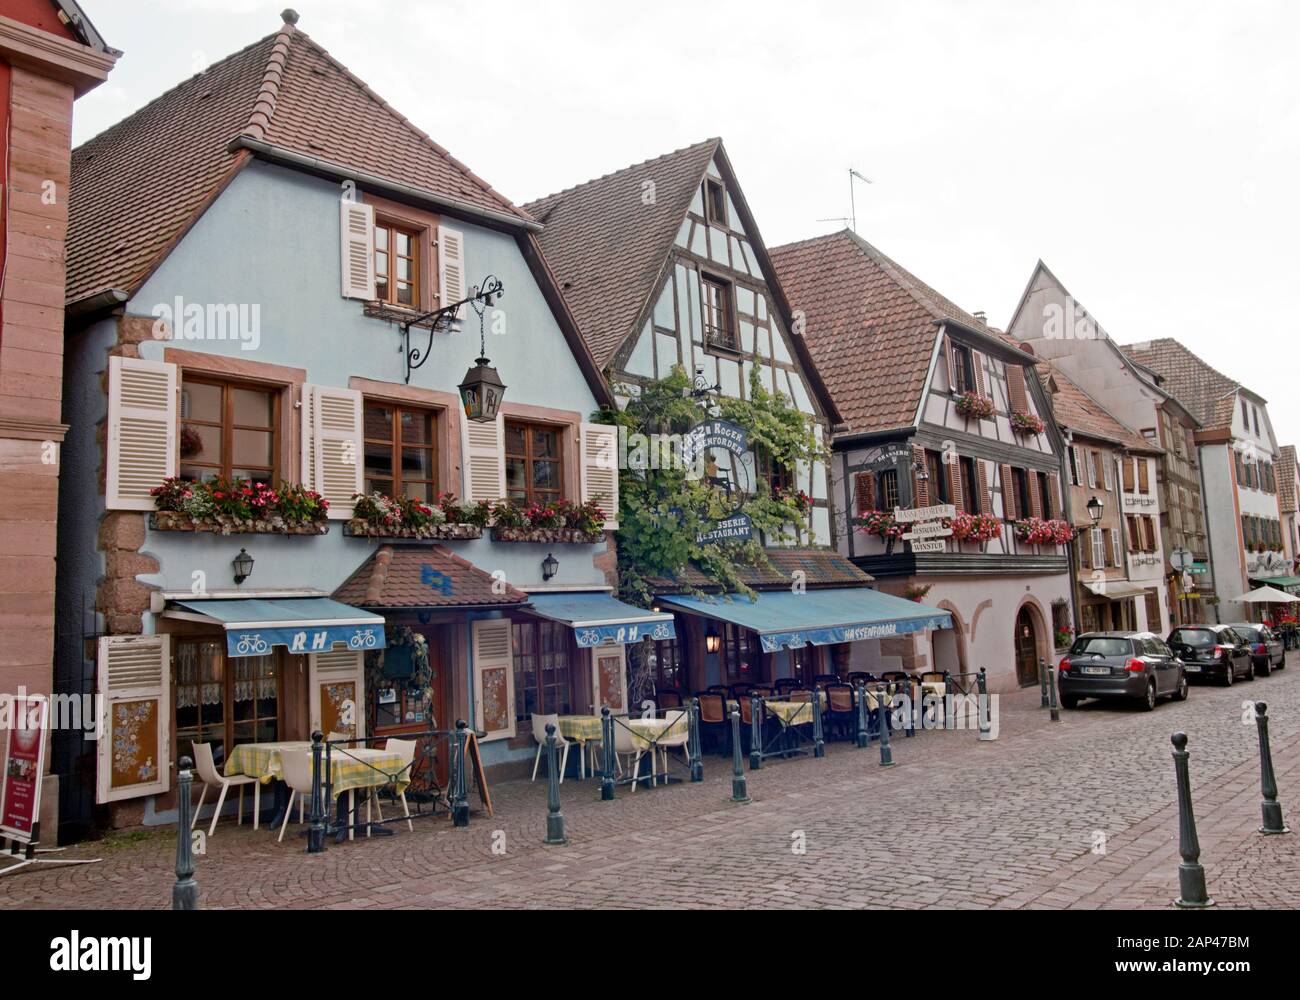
top-left (771, 231), bottom-right (1073, 692)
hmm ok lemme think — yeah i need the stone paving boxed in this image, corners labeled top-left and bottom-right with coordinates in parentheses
top-left (2, 668), bottom-right (1298, 909)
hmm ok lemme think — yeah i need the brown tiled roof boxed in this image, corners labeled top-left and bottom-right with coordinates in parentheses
top-left (67, 14), bottom-right (528, 306)
top-left (334, 545), bottom-right (529, 610)
top-left (649, 548), bottom-right (874, 594)
top-left (1042, 361), bottom-right (1159, 453)
top-left (1120, 338), bottom-right (1242, 432)
top-left (1278, 445), bottom-right (1297, 515)
top-left (520, 139), bottom-right (720, 369)
top-left (769, 230), bottom-right (991, 434)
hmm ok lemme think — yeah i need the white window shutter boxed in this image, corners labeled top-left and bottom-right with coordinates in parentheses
top-left (299, 383), bottom-right (316, 490)
top-left (96, 635), bottom-right (171, 803)
top-left (106, 356), bottom-right (177, 510)
top-left (307, 384), bottom-right (363, 519)
top-left (472, 618), bottom-right (515, 741)
top-left (460, 412), bottom-right (505, 504)
top-left (580, 422), bottom-right (619, 529)
top-left (340, 200), bottom-right (375, 300)
top-left (308, 649), bottom-right (366, 740)
top-left (437, 225), bottom-right (466, 317)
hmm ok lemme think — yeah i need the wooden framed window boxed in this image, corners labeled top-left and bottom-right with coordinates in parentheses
top-left (755, 445), bottom-right (793, 493)
top-left (721, 622), bottom-right (757, 685)
top-left (701, 275), bottom-right (737, 352)
top-left (505, 421), bottom-right (563, 505)
top-left (374, 221), bottom-right (421, 307)
top-left (704, 179), bottom-right (727, 227)
top-left (961, 456), bottom-right (980, 515)
top-left (511, 620), bottom-right (573, 722)
top-left (629, 636), bottom-right (685, 691)
top-left (789, 645), bottom-right (819, 686)
top-left (173, 639), bottom-right (280, 768)
top-left (1012, 468), bottom-right (1031, 519)
top-left (1037, 471), bottom-right (1054, 518)
top-left (951, 344), bottom-right (975, 394)
top-left (363, 401), bottom-right (439, 501)
top-left (878, 469), bottom-right (900, 511)
top-left (179, 377), bottom-right (278, 486)
top-left (926, 450), bottom-right (948, 504)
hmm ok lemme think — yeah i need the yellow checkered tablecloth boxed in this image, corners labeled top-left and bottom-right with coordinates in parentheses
top-left (225, 742), bottom-right (409, 795)
top-left (765, 700), bottom-right (815, 726)
top-left (625, 715), bottom-right (689, 749)
top-left (557, 715), bottom-right (604, 742)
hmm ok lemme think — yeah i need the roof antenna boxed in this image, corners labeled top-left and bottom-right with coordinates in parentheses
top-left (817, 167), bottom-right (873, 233)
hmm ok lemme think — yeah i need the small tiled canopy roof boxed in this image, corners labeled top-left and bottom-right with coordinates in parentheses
top-left (1042, 361), bottom-right (1159, 453)
top-left (1120, 338), bottom-right (1245, 433)
top-left (769, 230), bottom-right (992, 435)
top-left (334, 545), bottom-right (529, 610)
top-left (67, 11), bottom-right (528, 307)
top-left (649, 548), bottom-right (874, 594)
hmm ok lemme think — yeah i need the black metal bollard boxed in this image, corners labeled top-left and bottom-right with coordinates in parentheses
top-left (1046, 661), bottom-right (1060, 722)
top-left (1171, 732), bottom-right (1214, 908)
top-left (600, 706), bottom-right (615, 801)
top-left (542, 724), bottom-right (568, 845)
top-left (307, 730), bottom-right (325, 853)
top-left (1039, 656), bottom-right (1049, 708)
top-left (748, 694), bottom-right (763, 770)
top-left (811, 685), bottom-right (826, 758)
top-left (173, 756), bottom-right (199, 910)
top-left (977, 668), bottom-right (994, 742)
top-left (451, 719), bottom-right (470, 828)
top-left (1255, 703), bottom-right (1290, 835)
top-left (855, 682), bottom-right (869, 748)
top-left (730, 709), bottom-right (750, 804)
top-left (688, 697), bottom-right (704, 782)
top-left (877, 685), bottom-right (895, 767)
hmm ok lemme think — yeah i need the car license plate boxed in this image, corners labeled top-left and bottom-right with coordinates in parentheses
top-left (1082, 666), bottom-right (1109, 675)
top-left (1184, 664), bottom-right (1200, 673)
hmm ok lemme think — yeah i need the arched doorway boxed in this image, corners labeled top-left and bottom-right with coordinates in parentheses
top-left (1014, 606), bottom-right (1040, 687)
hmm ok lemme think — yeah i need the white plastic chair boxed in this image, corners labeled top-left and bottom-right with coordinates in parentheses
top-left (614, 722), bottom-right (650, 791)
top-left (370, 738), bottom-right (417, 833)
top-left (656, 710), bottom-right (690, 775)
top-left (277, 748), bottom-right (317, 843)
top-left (191, 741), bottom-right (261, 836)
top-left (529, 713), bottom-right (572, 783)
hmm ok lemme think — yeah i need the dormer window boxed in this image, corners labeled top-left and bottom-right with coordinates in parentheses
top-left (701, 274), bottom-right (737, 353)
top-left (704, 179), bottom-right (727, 228)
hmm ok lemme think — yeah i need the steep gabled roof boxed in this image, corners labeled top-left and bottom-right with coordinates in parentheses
top-left (770, 229), bottom-right (1003, 435)
top-left (1120, 338), bottom-right (1243, 432)
top-left (521, 139), bottom-right (721, 368)
top-left (1042, 361), bottom-right (1159, 453)
top-left (334, 545), bottom-right (529, 610)
top-left (68, 11), bottom-right (529, 307)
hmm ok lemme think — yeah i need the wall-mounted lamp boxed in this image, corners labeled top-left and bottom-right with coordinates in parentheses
top-left (232, 548), bottom-right (254, 585)
top-left (1086, 495), bottom-right (1104, 523)
top-left (541, 552), bottom-right (559, 582)
top-left (705, 623), bottom-right (721, 655)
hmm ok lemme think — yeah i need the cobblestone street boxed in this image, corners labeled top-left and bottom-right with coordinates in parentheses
top-left (4, 668), bottom-right (1298, 910)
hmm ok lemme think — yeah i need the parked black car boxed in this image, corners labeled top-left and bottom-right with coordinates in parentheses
top-left (1227, 623), bottom-right (1286, 676)
top-left (1167, 624), bottom-right (1254, 685)
top-left (1058, 632), bottom-right (1188, 711)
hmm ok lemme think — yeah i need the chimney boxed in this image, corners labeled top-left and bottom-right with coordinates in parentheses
top-left (973, 310), bottom-right (987, 325)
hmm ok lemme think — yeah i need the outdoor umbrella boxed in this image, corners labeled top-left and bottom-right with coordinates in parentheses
top-left (1232, 585), bottom-right (1300, 604)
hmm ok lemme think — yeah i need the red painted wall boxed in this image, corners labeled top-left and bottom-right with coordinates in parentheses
top-left (0, 0), bottom-right (79, 41)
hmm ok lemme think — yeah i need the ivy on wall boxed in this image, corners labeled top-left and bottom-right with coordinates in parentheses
top-left (594, 366), bottom-right (828, 606)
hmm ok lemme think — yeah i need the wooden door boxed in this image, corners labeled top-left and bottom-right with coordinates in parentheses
top-left (1015, 608), bottom-right (1039, 687)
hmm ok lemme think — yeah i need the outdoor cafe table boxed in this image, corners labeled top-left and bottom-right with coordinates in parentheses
top-left (225, 741), bottom-right (409, 840)
top-left (557, 713), bottom-right (689, 784)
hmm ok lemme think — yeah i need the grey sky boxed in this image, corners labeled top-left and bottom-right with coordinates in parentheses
top-left (72, 0), bottom-right (1300, 444)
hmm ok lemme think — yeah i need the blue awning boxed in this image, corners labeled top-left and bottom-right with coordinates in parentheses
top-left (526, 593), bottom-right (677, 647)
top-left (658, 587), bottom-right (951, 653)
top-left (168, 598), bottom-right (386, 658)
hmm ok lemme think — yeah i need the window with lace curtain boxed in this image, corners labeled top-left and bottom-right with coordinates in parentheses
top-left (174, 639), bottom-right (280, 766)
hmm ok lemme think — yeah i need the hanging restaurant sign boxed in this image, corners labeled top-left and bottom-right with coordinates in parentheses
top-left (684, 418), bottom-right (755, 545)
top-left (895, 504), bottom-right (955, 554)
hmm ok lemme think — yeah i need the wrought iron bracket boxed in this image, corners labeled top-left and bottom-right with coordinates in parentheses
top-left (399, 275), bottom-right (504, 384)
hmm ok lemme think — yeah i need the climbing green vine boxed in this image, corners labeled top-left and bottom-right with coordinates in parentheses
top-left (594, 365), bottom-right (828, 607)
